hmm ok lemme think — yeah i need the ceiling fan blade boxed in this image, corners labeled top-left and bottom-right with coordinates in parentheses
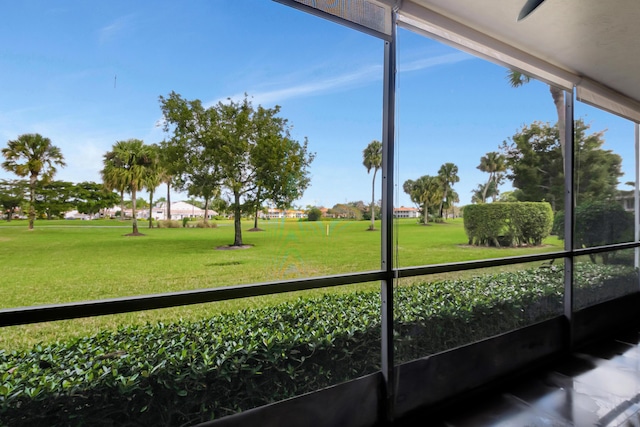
top-left (517, 0), bottom-right (546, 21)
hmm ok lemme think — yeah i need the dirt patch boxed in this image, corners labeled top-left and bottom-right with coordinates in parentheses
top-left (124, 232), bottom-right (146, 237)
top-left (215, 244), bottom-right (253, 250)
top-left (247, 228), bottom-right (264, 232)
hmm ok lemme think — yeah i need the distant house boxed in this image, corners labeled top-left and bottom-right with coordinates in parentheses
top-left (153, 201), bottom-right (217, 220)
top-left (261, 208), bottom-right (307, 219)
top-left (64, 210), bottom-right (96, 220)
top-left (93, 201), bottom-right (217, 221)
top-left (617, 190), bottom-right (635, 213)
top-left (394, 206), bottom-right (419, 218)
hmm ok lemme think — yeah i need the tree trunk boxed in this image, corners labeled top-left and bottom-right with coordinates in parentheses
top-left (551, 86), bottom-right (566, 174)
top-left (28, 173), bottom-right (36, 230)
top-left (439, 188), bottom-right (448, 219)
top-left (233, 191), bottom-right (242, 246)
top-left (370, 169), bottom-right (377, 230)
top-left (253, 189), bottom-right (261, 229)
top-left (482, 172), bottom-right (493, 204)
top-left (204, 197), bottom-right (210, 225)
top-left (422, 202), bottom-right (429, 225)
top-left (132, 188), bottom-right (139, 234)
top-left (120, 190), bottom-right (125, 221)
top-left (166, 181), bottom-right (171, 220)
top-left (148, 190), bottom-right (154, 228)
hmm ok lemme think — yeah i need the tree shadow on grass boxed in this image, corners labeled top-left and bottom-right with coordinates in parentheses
top-left (215, 245), bottom-right (253, 250)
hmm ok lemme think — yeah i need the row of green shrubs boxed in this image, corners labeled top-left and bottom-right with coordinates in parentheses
top-left (0, 263), bottom-right (636, 426)
top-left (463, 202), bottom-right (553, 247)
top-left (156, 219), bottom-right (218, 229)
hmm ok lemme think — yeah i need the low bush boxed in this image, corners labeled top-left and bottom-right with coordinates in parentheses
top-left (194, 220), bottom-right (217, 228)
top-left (307, 207), bottom-right (322, 222)
top-left (463, 202), bottom-right (553, 247)
top-left (0, 263), bottom-right (636, 426)
top-left (554, 201), bottom-right (633, 263)
top-left (156, 220), bottom-right (181, 228)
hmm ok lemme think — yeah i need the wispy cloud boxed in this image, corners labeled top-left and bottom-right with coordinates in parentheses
top-left (211, 52), bottom-right (474, 107)
top-left (209, 64), bottom-right (382, 108)
top-left (399, 51), bottom-right (472, 73)
top-left (98, 15), bottom-right (134, 44)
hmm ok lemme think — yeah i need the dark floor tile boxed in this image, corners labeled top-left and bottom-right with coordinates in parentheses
top-left (554, 355), bottom-right (599, 378)
top-left (614, 331), bottom-right (640, 347)
top-left (570, 362), bottom-right (640, 399)
top-left (578, 340), bottom-right (635, 361)
top-left (442, 394), bottom-right (570, 427)
top-left (398, 329), bottom-right (640, 427)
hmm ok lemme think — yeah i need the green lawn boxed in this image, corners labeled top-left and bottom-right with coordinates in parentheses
top-left (0, 217), bottom-right (561, 349)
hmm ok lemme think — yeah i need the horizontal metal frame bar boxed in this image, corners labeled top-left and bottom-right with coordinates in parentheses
top-left (1, 241), bottom-right (637, 328)
top-left (573, 241), bottom-right (640, 256)
top-left (396, 250), bottom-right (565, 279)
top-left (0, 270), bottom-right (384, 327)
top-left (273, 0), bottom-right (392, 41)
top-left (397, 241), bottom-right (640, 279)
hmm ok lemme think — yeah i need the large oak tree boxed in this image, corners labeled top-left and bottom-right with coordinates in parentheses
top-left (160, 92), bottom-right (314, 246)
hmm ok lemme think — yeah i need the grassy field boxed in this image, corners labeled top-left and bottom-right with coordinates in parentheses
top-left (0, 217), bottom-right (561, 349)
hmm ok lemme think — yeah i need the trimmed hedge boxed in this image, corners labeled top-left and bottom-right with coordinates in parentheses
top-left (553, 201), bottom-right (633, 263)
top-left (0, 263), bottom-right (637, 426)
top-left (463, 202), bottom-right (553, 247)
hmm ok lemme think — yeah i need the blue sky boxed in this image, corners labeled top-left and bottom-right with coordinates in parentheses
top-left (0, 1), bottom-right (635, 209)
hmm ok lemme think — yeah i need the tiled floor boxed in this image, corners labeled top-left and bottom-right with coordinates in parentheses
top-left (406, 330), bottom-right (640, 426)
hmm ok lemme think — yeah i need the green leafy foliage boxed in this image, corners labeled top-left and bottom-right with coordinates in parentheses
top-left (0, 264), bottom-right (636, 425)
top-left (307, 207), bottom-right (322, 221)
top-left (500, 120), bottom-right (622, 212)
top-left (463, 202), bottom-right (553, 246)
top-left (553, 201), bottom-right (633, 263)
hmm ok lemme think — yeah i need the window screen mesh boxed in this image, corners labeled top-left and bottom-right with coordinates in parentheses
top-left (292, 0), bottom-right (391, 35)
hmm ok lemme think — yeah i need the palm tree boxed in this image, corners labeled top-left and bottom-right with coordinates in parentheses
top-left (158, 142), bottom-right (179, 220)
top-left (443, 190), bottom-right (460, 219)
top-left (101, 142), bottom-right (128, 221)
top-left (437, 162), bottom-right (460, 219)
top-left (101, 139), bottom-right (154, 235)
top-left (143, 145), bottom-right (162, 228)
top-left (403, 175), bottom-right (442, 225)
top-left (1, 133), bottom-right (66, 229)
top-left (507, 70), bottom-right (566, 173)
top-left (477, 152), bottom-right (506, 203)
top-left (362, 140), bottom-right (382, 230)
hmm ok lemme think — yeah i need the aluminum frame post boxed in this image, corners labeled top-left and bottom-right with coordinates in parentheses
top-left (380, 9), bottom-right (397, 423)
top-left (563, 89), bottom-right (575, 349)
top-left (635, 123), bottom-right (639, 271)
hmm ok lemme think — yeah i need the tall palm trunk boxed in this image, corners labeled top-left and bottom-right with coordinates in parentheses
top-left (439, 188), bottom-right (448, 219)
top-left (166, 181), bottom-right (171, 220)
top-left (422, 202), bottom-right (429, 225)
top-left (119, 189), bottom-right (125, 221)
top-left (369, 169), bottom-right (377, 230)
top-left (131, 188), bottom-right (139, 234)
top-left (551, 86), bottom-right (566, 174)
top-left (482, 172), bottom-right (494, 203)
top-left (28, 172), bottom-right (36, 230)
top-left (148, 190), bottom-right (154, 228)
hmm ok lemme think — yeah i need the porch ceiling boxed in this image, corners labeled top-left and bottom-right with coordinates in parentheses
top-left (406, 0), bottom-right (640, 106)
